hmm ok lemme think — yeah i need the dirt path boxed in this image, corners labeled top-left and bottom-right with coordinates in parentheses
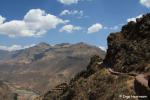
top-left (135, 74), bottom-right (149, 89)
top-left (107, 68), bottom-right (138, 76)
top-left (106, 68), bottom-right (149, 89)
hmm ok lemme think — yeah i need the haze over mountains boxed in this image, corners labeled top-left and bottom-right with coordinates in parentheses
top-left (0, 42), bottom-right (105, 95)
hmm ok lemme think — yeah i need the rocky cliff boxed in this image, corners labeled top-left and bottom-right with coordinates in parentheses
top-left (103, 14), bottom-right (150, 73)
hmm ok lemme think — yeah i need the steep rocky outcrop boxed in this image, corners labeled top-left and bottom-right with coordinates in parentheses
top-left (42, 13), bottom-right (150, 100)
top-left (103, 14), bottom-right (150, 73)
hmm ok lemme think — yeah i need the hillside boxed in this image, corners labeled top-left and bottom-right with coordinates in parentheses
top-left (42, 13), bottom-right (150, 100)
top-left (0, 50), bottom-right (9, 60)
top-left (42, 56), bottom-right (137, 100)
top-left (0, 80), bottom-right (17, 100)
top-left (0, 42), bottom-right (105, 94)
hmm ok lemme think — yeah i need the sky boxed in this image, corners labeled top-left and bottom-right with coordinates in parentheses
top-left (0, 0), bottom-right (149, 51)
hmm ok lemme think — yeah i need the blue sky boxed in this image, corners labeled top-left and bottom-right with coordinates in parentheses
top-left (0, 0), bottom-right (149, 51)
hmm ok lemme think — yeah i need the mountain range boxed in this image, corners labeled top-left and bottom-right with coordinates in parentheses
top-left (0, 42), bottom-right (105, 96)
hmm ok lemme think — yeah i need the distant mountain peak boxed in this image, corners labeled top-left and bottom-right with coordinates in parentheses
top-left (37, 42), bottom-right (50, 47)
top-left (72, 42), bottom-right (96, 49)
top-left (55, 43), bottom-right (71, 47)
top-left (75, 42), bottom-right (89, 46)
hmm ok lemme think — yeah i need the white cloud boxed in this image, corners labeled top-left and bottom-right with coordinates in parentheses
top-left (127, 14), bottom-right (143, 22)
top-left (59, 24), bottom-right (81, 33)
top-left (140, 0), bottom-right (150, 8)
top-left (87, 23), bottom-right (103, 33)
top-left (0, 15), bottom-right (6, 25)
top-left (58, 0), bottom-right (79, 5)
top-left (99, 46), bottom-right (107, 52)
top-left (60, 10), bottom-right (83, 17)
top-left (104, 26), bottom-right (119, 30)
top-left (0, 44), bottom-right (36, 51)
top-left (0, 9), bottom-right (67, 37)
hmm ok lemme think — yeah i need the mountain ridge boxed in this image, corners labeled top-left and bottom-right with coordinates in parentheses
top-left (0, 42), bottom-right (105, 95)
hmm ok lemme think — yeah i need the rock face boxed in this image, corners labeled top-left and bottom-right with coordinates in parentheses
top-left (103, 14), bottom-right (150, 73)
top-left (0, 42), bottom-right (105, 94)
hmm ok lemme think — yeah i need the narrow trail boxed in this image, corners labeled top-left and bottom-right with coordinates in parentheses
top-left (105, 67), bottom-right (150, 100)
top-left (107, 68), bottom-right (138, 76)
top-left (97, 60), bottom-right (149, 89)
top-left (135, 74), bottom-right (149, 89)
top-left (106, 67), bottom-right (150, 89)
